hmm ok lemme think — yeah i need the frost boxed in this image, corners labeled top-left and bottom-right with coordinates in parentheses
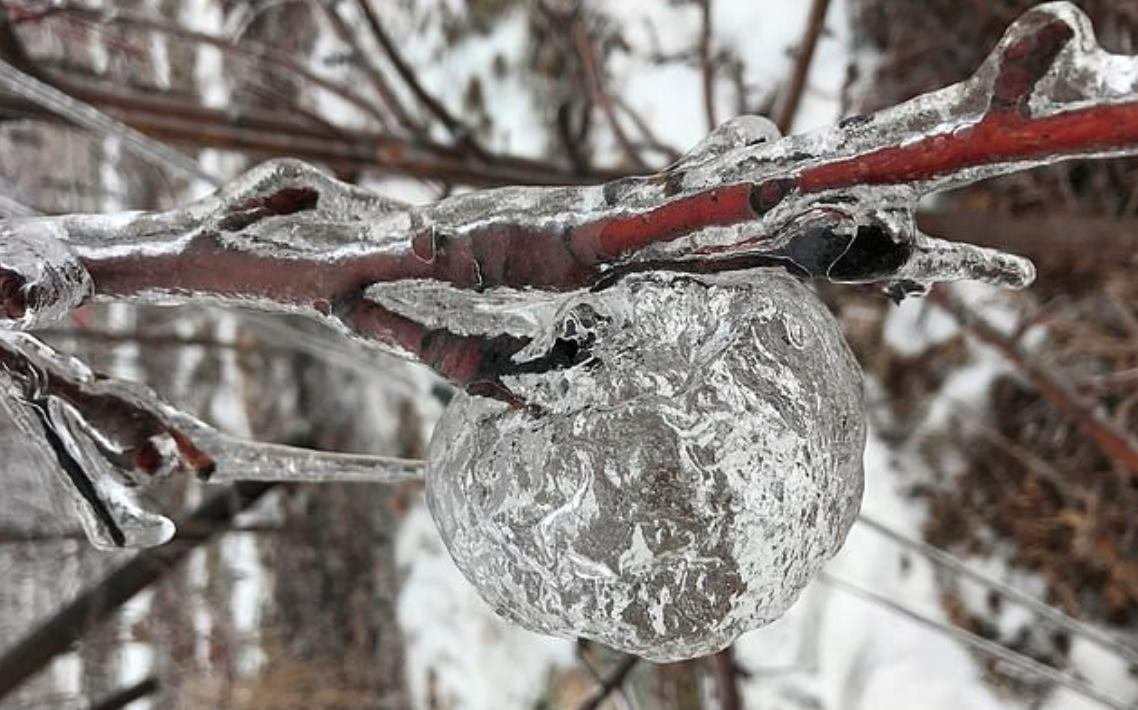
top-left (426, 270), bottom-right (865, 661)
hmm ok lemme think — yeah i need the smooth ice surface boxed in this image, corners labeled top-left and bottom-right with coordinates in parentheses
top-left (426, 270), bottom-right (865, 661)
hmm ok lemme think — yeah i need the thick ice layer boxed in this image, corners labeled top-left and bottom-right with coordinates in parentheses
top-left (0, 330), bottom-right (422, 550)
top-left (0, 220), bottom-right (92, 329)
top-left (426, 271), bottom-right (865, 661)
top-left (0, 332), bottom-right (176, 549)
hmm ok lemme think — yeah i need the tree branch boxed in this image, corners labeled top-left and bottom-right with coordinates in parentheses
top-left (699, 0), bottom-right (718, 132)
top-left (775, 0), bottom-right (832, 134)
top-left (16, 4), bottom-right (1129, 386)
top-left (88, 677), bottom-right (159, 710)
top-left (577, 653), bottom-right (638, 710)
top-left (929, 289), bottom-right (1138, 480)
top-left (0, 2), bottom-right (1136, 551)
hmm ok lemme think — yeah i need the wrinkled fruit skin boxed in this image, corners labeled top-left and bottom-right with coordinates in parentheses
top-left (426, 271), bottom-right (865, 662)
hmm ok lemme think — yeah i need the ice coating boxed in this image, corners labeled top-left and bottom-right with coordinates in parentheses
top-left (0, 331), bottom-right (178, 549)
top-left (0, 56), bottom-right (217, 187)
top-left (426, 271), bottom-right (865, 661)
top-left (8, 4), bottom-right (1138, 358)
top-left (8, 3), bottom-right (1138, 351)
top-left (0, 330), bottom-right (422, 549)
top-left (0, 220), bottom-right (92, 329)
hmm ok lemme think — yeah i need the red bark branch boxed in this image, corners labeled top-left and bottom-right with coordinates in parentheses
top-left (3, 4), bottom-right (1136, 395)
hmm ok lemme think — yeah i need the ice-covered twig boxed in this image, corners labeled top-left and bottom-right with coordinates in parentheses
top-left (857, 513), bottom-right (1138, 666)
top-left (5, 3), bottom-right (1131, 390)
top-left (820, 572), bottom-right (1133, 710)
top-left (0, 330), bottom-right (422, 549)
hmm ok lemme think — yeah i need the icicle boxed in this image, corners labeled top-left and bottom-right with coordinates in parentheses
top-left (0, 330), bottom-right (423, 549)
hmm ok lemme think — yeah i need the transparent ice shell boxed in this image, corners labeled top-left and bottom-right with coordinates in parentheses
top-left (426, 270), bottom-right (865, 661)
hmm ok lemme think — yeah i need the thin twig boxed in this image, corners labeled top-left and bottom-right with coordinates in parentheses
top-left (36, 327), bottom-right (276, 354)
top-left (578, 653), bottom-right (639, 710)
top-left (0, 191), bottom-right (38, 217)
top-left (775, 0), bottom-right (832, 134)
top-left (613, 97), bottom-right (681, 163)
top-left (0, 57), bottom-right (217, 186)
top-left (819, 572), bottom-right (1131, 710)
top-left (856, 512), bottom-right (1138, 666)
top-left (929, 290), bottom-right (1138, 481)
top-left (352, 0), bottom-right (489, 159)
top-left (317, 0), bottom-right (419, 131)
top-left (571, 17), bottom-right (650, 171)
top-left (698, 0), bottom-right (717, 131)
top-left (17, 4), bottom-right (392, 128)
top-left (0, 523), bottom-right (284, 545)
